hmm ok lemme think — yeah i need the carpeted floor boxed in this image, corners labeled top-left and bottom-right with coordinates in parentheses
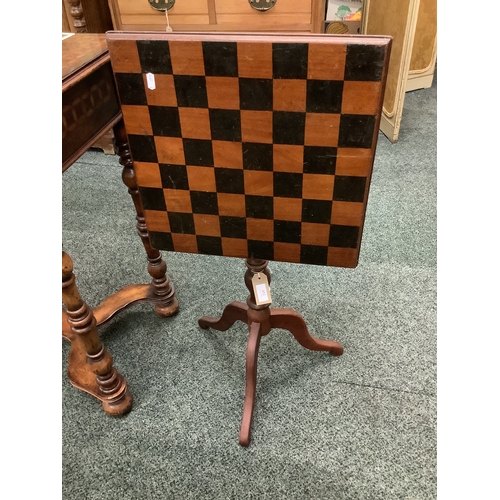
top-left (62, 69), bottom-right (436, 499)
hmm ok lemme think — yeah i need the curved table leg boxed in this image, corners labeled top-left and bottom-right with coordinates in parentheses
top-left (270, 308), bottom-right (344, 356)
top-left (239, 322), bottom-right (262, 447)
top-left (198, 301), bottom-right (248, 331)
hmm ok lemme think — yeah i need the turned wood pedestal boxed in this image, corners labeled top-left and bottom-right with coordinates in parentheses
top-left (199, 259), bottom-right (343, 446)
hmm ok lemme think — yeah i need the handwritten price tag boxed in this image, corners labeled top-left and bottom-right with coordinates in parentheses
top-left (251, 273), bottom-right (272, 306)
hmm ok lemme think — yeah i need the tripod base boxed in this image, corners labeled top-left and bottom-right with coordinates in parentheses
top-left (199, 298), bottom-right (343, 447)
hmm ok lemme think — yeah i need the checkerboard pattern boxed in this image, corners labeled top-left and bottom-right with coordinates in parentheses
top-left (107, 33), bottom-right (390, 267)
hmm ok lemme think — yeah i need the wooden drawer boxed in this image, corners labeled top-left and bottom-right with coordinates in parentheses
top-left (108, 0), bottom-right (325, 32)
top-left (109, 0), bottom-right (211, 30)
top-left (215, 0), bottom-right (312, 31)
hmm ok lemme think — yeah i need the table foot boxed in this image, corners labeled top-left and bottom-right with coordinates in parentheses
top-left (154, 296), bottom-right (179, 318)
top-left (67, 338), bottom-right (133, 416)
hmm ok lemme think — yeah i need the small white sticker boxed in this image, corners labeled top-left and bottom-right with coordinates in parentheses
top-left (146, 73), bottom-right (156, 90)
top-left (255, 283), bottom-right (269, 302)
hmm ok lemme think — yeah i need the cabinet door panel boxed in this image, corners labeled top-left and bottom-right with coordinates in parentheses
top-left (407, 0), bottom-right (437, 91)
top-left (362, 0), bottom-right (420, 142)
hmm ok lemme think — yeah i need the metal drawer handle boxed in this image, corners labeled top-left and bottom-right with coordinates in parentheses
top-left (249, 0), bottom-right (277, 11)
top-left (148, 0), bottom-right (175, 11)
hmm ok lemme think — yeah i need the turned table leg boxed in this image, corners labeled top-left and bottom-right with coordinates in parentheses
top-left (114, 119), bottom-right (179, 318)
top-left (62, 251), bottom-right (132, 416)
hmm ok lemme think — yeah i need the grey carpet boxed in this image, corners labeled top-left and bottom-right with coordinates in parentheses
top-left (62, 71), bottom-right (436, 499)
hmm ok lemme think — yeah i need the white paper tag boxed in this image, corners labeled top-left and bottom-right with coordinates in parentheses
top-left (252, 273), bottom-right (272, 306)
top-left (255, 283), bottom-right (269, 302)
top-left (146, 73), bottom-right (156, 90)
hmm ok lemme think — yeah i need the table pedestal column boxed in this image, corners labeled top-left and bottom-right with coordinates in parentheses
top-left (199, 259), bottom-right (344, 446)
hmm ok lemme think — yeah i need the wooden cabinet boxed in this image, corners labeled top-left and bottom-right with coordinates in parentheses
top-left (107, 0), bottom-right (326, 33)
top-left (406, 0), bottom-right (437, 92)
top-left (62, 1), bottom-right (117, 154)
top-left (62, 0), bottom-right (113, 33)
top-left (361, 0), bottom-right (436, 142)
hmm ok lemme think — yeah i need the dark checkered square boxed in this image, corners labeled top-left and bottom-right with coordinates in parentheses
top-left (303, 146), bottom-right (336, 174)
top-left (202, 41), bottom-right (238, 77)
top-left (168, 212), bottom-right (195, 234)
top-left (138, 187), bottom-right (165, 211)
top-left (302, 200), bottom-right (332, 224)
top-left (137, 40), bottom-right (173, 74)
top-left (339, 115), bottom-right (376, 148)
top-left (174, 76), bottom-right (208, 108)
top-left (274, 172), bottom-right (303, 198)
top-left (114, 73), bottom-right (147, 105)
top-left (220, 216), bottom-right (247, 239)
top-left (159, 164), bottom-right (189, 190)
top-left (248, 240), bottom-right (274, 261)
top-left (190, 191), bottom-right (219, 215)
top-left (128, 135), bottom-right (157, 163)
top-left (243, 143), bottom-right (273, 171)
top-left (239, 78), bottom-right (273, 111)
top-left (215, 168), bottom-right (245, 194)
top-left (149, 231), bottom-right (174, 251)
top-left (197, 235), bottom-right (223, 255)
top-left (209, 109), bottom-right (241, 142)
top-left (149, 106), bottom-right (181, 137)
top-left (274, 220), bottom-right (301, 244)
top-left (273, 112), bottom-right (306, 145)
top-left (345, 45), bottom-right (386, 82)
top-left (301, 245), bottom-right (328, 266)
top-left (329, 224), bottom-right (359, 248)
top-left (272, 43), bottom-right (309, 79)
top-left (245, 195), bottom-right (274, 219)
top-left (306, 80), bottom-right (343, 113)
top-left (333, 176), bottom-right (366, 202)
top-left (183, 139), bottom-right (214, 166)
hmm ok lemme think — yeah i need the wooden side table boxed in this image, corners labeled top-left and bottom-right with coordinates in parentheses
top-left (62, 33), bottom-right (179, 415)
top-left (106, 31), bottom-right (391, 443)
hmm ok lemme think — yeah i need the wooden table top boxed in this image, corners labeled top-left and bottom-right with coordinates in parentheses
top-left (62, 33), bottom-right (109, 82)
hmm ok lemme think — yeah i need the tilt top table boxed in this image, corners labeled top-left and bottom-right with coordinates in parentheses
top-left (106, 31), bottom-right (391, 444)
top-left (62, 33), bottom-right (179, 416)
